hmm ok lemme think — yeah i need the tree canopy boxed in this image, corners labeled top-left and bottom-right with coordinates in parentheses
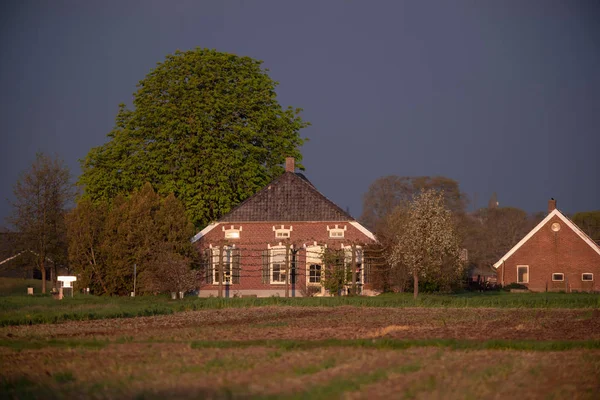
top-left (79, 48), bottom-right (309, 228)
top-left (66, 183), bottom-right (197, 295)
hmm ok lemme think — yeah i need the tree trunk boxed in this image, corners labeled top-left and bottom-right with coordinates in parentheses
top-left (41, 261), bottom-right (47, 294)
top-left (413, 269), bottom-right (418, 299)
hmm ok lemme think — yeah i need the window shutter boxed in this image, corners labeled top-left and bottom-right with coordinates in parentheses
top-left (232, 249), bottom-right (241, 284)
top-left (205, 249), bottom-right (214, 284)
top-left (262, 249), bottom-right (269, 284)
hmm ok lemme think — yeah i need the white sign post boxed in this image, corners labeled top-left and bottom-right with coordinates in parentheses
top-left (57, 276), bottom-right (77, 298)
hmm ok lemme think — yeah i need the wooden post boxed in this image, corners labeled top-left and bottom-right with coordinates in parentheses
top-left (351, 244), bottom-right (357, 296)
top-left (218, 245), bottom-right (223, 298)
top-left (285, 244), bottom-right (290, 298)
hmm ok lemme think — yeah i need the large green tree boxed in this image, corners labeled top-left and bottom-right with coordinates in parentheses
top-left (80, 48), bottom-right (309, 228)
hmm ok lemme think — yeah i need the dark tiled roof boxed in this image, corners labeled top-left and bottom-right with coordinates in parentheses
top-left (219, 172), bottom-right (354, 222)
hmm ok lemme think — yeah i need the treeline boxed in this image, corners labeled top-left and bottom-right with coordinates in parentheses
top-left (360, 176), bottom-right (545, 294)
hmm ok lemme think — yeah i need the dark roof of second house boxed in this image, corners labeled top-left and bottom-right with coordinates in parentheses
top-left (219, 172), bottom-right (354, 222)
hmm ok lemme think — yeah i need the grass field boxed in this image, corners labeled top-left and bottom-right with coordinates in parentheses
top-left (1, 304), bottom-right (599, 399)
top-left (2, 279), bottom-right (599, 399)
top-left (1, 280), bottom-right (600, 327)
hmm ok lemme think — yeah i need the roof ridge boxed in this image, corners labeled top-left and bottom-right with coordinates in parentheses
top-left (215, 171), bottom-right (354, 223)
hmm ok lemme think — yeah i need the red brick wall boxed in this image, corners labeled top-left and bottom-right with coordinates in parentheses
top-left (195, 221), bottom-right (375, 296)
top-left (498, 215), bottom-right (600, 292)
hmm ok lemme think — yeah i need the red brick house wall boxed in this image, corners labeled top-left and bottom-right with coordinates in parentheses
top-left (495, 203), bottom-right (600, 292)
top-left (195, 221), bottom-right (375, 297)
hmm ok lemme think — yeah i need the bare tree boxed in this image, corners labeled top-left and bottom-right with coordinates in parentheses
top-left (361, 175), bottom-right (467, 233)
top-left (7, 153), bottom-right (74, 293)
top-left (388, 189), bottom-right (463, 299)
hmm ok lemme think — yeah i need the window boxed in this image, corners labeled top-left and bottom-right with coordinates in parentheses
top-left (330, 230), bottom-right (344, 238)
top-left (552, 273), bottom-right (564, 282)
top-left (273, 225), bottom-right (292, 239)
top-left (517, 265), bottom-right (529, 283)
top-left (582, 273), bottom-right (594, 281)
top-left (211, 247), bottom-right (240, 284)
top-left (309, 264), bottom-right (322, 283)
top-left (270, 247), bottom-right (286, 284)
top-left (327, 225), bottom-right (346, 239)
top-left (306, 246), bottom-right (324, 285)
top-left (223, 227), bottom-right (241, 239)
top-left (275, 230), bottom-right (290, 238)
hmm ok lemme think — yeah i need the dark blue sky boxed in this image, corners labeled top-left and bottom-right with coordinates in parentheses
top-left (1, 0), bottom-right (599, 225)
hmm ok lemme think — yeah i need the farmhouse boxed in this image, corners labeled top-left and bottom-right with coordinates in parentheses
top-left (193, 158), bottom-right (377, 297)
top-left (494, 199), bottom-right (600, 292)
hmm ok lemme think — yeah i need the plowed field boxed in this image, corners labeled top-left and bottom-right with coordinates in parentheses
top-left (2, 307), bottom-right (599, 399)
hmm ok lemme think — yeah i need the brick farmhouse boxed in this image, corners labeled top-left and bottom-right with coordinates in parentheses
top-left (494, 199), bottom-right (600, 292)
top-left (193, 158), bottom-right (377, 297)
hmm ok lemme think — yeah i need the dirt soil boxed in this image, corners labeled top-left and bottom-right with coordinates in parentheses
top-left (1, 307), bottom-right (599, 399)
top-left (2, 306), bottom-right (599, 341)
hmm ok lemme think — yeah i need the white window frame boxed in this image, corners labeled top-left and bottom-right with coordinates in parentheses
top-left (223, 225), bottom-right (241, 239)
top-left (270, 246), bottom-right (286, 285)
top-left (212, 246), bottom-right (233, 285)
top-left (343, 245), bottom-right (364, 285)
top-left (551, 273), bottom-right (564, 282)
top-left (275, 230), bottom-right (290, 238)
top-left (582, 273), bottom-right (594, 282)
top-left (306, 245), bottom-right (324, 285)
top-left (517, 265), bottom-right (529, 284)
top-left (273, 225), bottom-right (292, 239)
top-left (327, 225), bottom-right (346, 239)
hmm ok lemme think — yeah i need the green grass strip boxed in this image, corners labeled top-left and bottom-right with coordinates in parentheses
top-left (1, 291), bottom-right (599, 327)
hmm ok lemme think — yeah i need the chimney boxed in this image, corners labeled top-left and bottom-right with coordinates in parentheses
top-left (285, 157), bottom-right (295, 173)
top-left (548, 198), bottom-right (556, 212)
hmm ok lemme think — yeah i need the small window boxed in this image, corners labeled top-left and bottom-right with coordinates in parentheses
top-left (273, 226), bottom-right (292, 239)
top-left (309, 264), bottom-right (321, 283)
top-left (327, 225), bottom-right (346, 239)
top-left (224, 228), bottom-right (240, 239)
top-left (582, 273), bottom-right (594, 281)
top-left (330, 230), bottom-right (344, 238)
top-left (552, 273), bottom-right (564, 282)
top-left (517, 265), bottom-right (529, 283)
